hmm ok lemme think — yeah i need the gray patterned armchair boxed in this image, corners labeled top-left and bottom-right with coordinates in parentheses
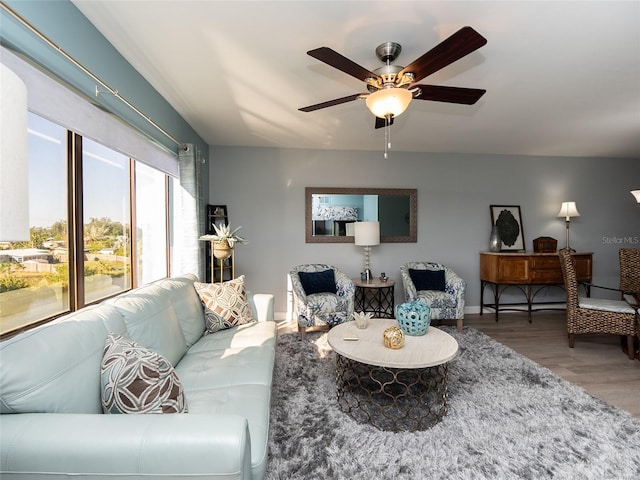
top-left (290, 264), bottom-right (355, 339)
top-left (400, 262), bottom-right (466, 332)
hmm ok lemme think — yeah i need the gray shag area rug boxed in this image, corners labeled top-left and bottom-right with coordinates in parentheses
top-left (265, 326), bottom-right (640, 480)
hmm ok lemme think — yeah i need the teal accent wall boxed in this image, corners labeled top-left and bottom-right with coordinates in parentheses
top-left (1, 0), bottom-right (208, 160)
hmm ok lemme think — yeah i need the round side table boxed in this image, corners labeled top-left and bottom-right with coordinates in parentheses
top-left (352, 278), bottom-right (395, 318)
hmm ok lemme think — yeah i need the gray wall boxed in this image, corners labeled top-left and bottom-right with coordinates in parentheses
top-left (209, 146), bottom-right (639, 315)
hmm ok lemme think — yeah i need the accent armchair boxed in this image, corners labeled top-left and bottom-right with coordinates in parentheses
top-left (559, 249), bottom-right (637, 359)
top-left (290, 264), bottom-right (355, 340)
top-left (400, 262), bottom-right (466, 332)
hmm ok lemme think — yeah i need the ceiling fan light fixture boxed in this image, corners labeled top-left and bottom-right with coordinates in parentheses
top-left (365, 87), bottom-right (412, 118)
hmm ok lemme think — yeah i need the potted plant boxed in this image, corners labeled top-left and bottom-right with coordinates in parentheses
top-left (200, 224), bottom-right (248, 259)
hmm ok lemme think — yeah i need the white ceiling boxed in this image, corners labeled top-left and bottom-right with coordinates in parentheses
top-left (72, 1), bottom-right (640, 158)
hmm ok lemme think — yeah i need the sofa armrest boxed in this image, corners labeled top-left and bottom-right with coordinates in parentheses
top-left (0, 413), bottom-right (252, 480)
top-left (249, 293), bottom-right (274, 322)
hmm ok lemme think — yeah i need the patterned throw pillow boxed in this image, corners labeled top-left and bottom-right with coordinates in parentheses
top-left (194, 275), bottom-right (255, 334)
top-left (101, 334), bottom-right (188, 414)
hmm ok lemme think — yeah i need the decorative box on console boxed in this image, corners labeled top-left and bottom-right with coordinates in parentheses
top-left (533, 236), bottom-right (557, 253)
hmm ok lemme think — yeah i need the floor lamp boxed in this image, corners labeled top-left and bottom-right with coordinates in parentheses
top-left (557, 201), bottom-right (580, 251)
top-left (354, 221), bottom-right (380, 281)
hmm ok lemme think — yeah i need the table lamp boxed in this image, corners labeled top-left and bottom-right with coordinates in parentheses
top-left (557, 201), bottom-right (580, 251)
top-left (631, 190), bottom-right (640, 203)
top-left (354, 221), bottom-right (380, 281)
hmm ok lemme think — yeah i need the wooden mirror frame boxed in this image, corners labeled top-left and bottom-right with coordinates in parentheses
top-left (305, 187), bottom-right (417, 243)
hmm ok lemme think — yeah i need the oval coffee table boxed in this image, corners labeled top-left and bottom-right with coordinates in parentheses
top-left (327, 319), bottom-right (458, 431)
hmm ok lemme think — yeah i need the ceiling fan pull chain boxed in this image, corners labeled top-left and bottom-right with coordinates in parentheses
top-left (387, 115), bottom-right (391, 150)
top-left (384, 115), bottom-right (391, 159)
top-left (383, 54), bottom-right (392, 162)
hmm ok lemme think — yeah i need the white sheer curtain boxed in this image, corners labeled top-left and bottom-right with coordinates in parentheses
top-left (172, 144), bottom-right (205, 279)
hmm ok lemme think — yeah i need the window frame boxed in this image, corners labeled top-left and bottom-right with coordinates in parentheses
top-left (0, 118), bottom-right (173, 339)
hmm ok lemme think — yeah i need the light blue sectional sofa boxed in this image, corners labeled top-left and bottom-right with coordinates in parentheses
top-left (0, 274), bottom-right (277, 480)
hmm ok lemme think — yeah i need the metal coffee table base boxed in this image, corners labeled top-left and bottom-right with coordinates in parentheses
top-left (335, 354), bottom-right (449, 432)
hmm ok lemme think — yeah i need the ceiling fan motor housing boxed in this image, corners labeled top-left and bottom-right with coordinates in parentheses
top-left (367, 64), bottom-right (403, 92)
top-left (375, 42), bottom-right (402, 63)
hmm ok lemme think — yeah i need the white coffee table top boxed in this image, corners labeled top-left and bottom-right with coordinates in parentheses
top-left (327, 319), bottom-right (459, 369)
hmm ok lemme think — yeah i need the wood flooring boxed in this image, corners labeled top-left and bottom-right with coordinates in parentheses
top-left (277, 311), bottom-right (640, 418)
top-left (466, 311), bottom-right (640, 418)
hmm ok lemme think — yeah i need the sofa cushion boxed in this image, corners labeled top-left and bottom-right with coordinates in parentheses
top-left (108, 283), bottom-right (187, 366)
top-left (0, 304), bottom-right (126, 414)
top-left (156, 274), bottom-right (205, 348)
top-left (409, 268), bottom-right (446, 291)
top-left (101, 334), bottom-right (187, 414)
top-left (177, 345), bottom-right (276, 390)
top-left (194, 276), bottom-right (254, 333)
top-left (187, 321), bottom-right (277, 353)
top-left (298, 269), bottom-right (337, 295)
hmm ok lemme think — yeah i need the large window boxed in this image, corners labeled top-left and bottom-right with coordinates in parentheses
top-left (82, 138), bottom-right (133, 303)
top-left (135, 162), bottom-right (168, 284)
top-left (0, 113), bottom-right (173, 336)
top-left (0, 114), bottom-right (68, 334)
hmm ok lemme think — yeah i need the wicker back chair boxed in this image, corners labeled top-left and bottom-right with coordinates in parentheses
top-left (619, 248), bottom-right (640, 295)
top-left (559, 249), bottom-right (637, 359)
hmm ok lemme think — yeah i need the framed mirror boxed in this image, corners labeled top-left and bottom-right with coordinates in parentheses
top-left (305, 187), bottom-right (417, 243)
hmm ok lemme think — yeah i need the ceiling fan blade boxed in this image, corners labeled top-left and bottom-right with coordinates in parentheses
top-left (399, 27), bottom-right (487, 83)
top-left (374, 115), bottom-right (394, 129)
top-left (307, 47), bottom-right (381, 82)
top-left (299, 93), bottom-right (362, 112)
top-left (413, 85), bottom-right (486, 104)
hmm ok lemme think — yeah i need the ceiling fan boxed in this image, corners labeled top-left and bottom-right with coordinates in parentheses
top-left (299, 26), bottom-right (487, 129)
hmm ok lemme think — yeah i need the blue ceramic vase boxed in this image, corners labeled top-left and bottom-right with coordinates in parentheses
top-left (395, 301), bottom-right (431, 336)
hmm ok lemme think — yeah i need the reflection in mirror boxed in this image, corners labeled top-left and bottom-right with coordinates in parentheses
top-left (305, 187), bottom-right (417, 243)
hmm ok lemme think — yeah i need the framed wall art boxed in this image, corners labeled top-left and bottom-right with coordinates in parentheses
top-left (490, 205), bottom-right (525, 252)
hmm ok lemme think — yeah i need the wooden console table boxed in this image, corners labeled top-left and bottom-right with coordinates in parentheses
top-left (480, 251), bottom-right (593, 321)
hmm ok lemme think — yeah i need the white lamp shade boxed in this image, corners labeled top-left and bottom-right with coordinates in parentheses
top-left (365, 88), bottom-right (412, 118)
top-left (557, 201), bottom-right (580, 220)
top-left (631, 190), bottom-right (640, 203)
top-left (0, 64), bottom-right (29, 241)
top-left (354, 221), bottom-right (380, 246)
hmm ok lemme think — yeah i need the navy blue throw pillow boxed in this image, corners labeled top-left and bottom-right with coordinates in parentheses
top-left (298, 269), bottom-right (337, 295)
top-left (409, 268), bottom-right (446, 292)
